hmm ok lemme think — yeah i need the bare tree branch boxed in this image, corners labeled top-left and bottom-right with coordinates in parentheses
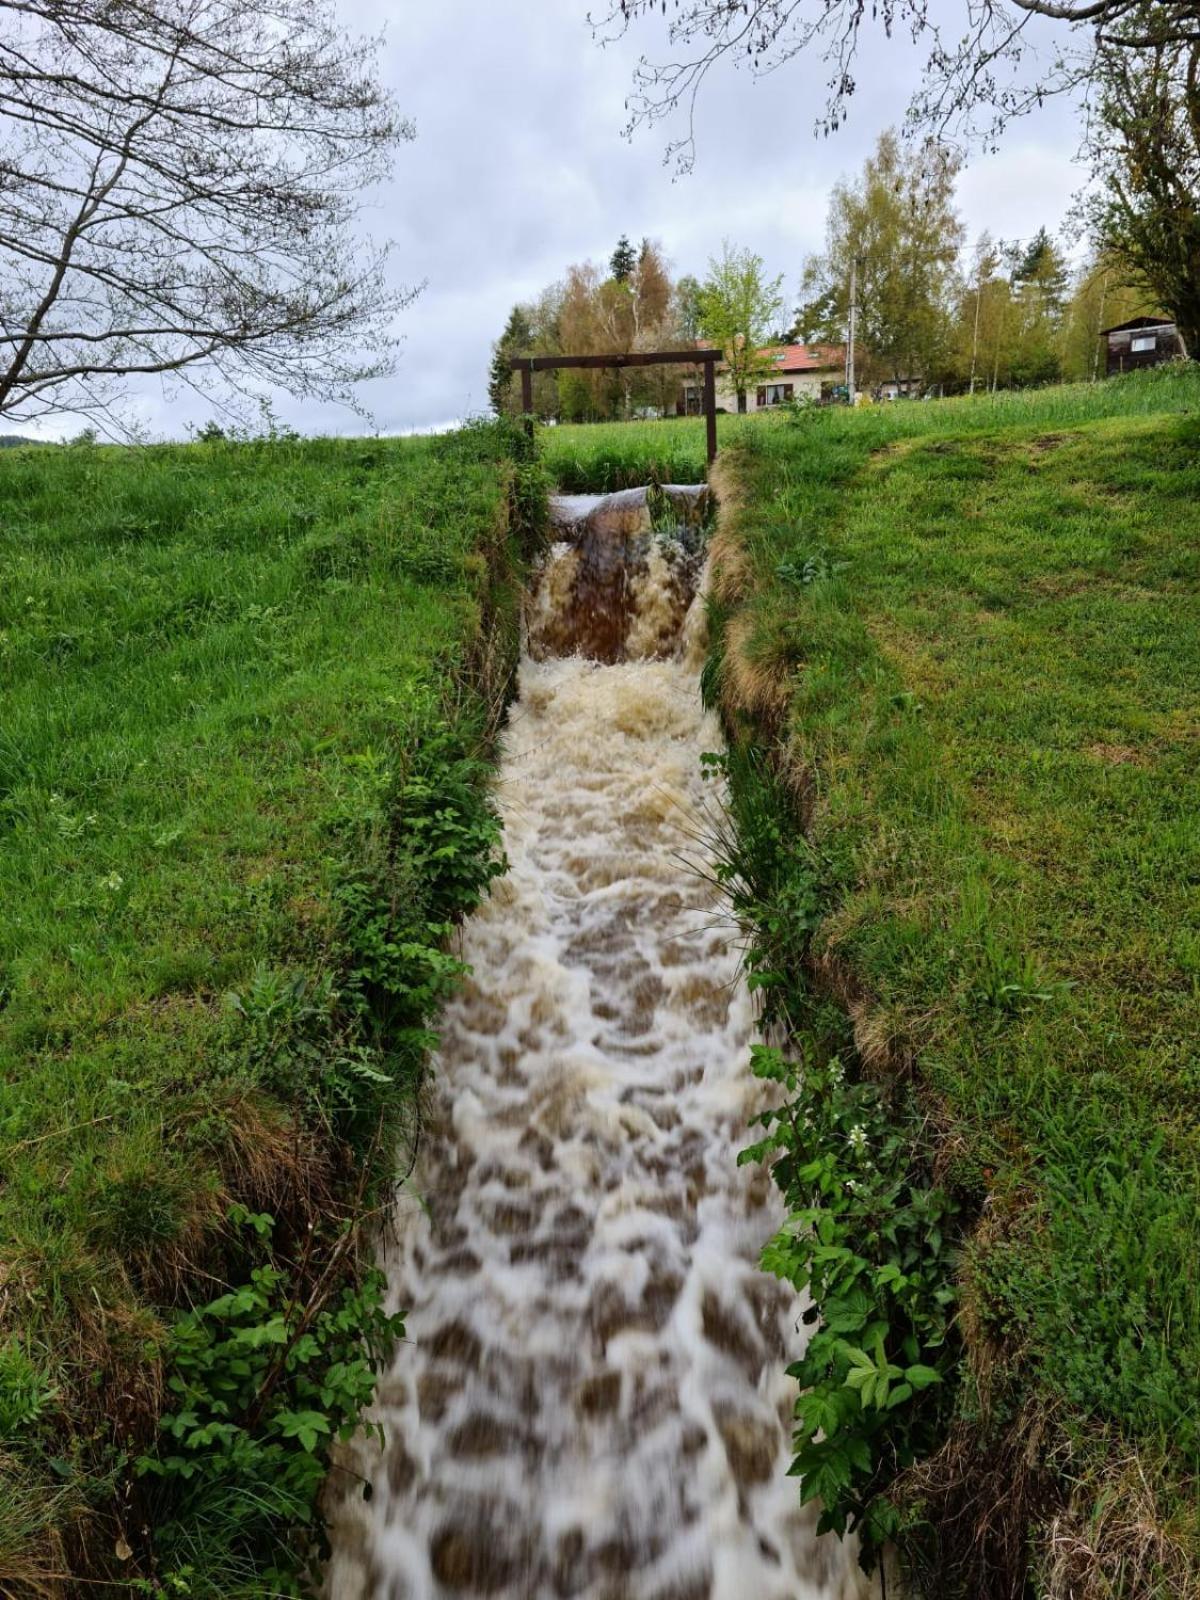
top-left (0, 0), bottom-right (415, 424)
top-left (596, 0), bottom-right (1200, 167)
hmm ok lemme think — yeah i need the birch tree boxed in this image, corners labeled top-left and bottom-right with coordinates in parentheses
top-left (797, 132), bottom-right (963, 388)
top-left (696, 242), bottom-right (784, 412)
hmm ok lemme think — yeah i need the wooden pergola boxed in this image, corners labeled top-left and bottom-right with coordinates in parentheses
top-left (510, 348), bottom-right (721, 466)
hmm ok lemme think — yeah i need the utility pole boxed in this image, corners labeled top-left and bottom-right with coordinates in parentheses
top-left (846, 255), bottom-right (858, 402)
top-left (1091, 269), bottom-right (1108, 383)
top-left (969, 257), bottom-right (984, 395)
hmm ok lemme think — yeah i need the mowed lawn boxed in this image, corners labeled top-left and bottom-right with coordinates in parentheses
top-left (717, 369), bottom-right (1200, 1564)
top-left (0, 427), bottom-right (531, 1587)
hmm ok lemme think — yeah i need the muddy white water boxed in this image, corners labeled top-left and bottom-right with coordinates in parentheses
top-left (324, 489), bottom-right (874, 1600)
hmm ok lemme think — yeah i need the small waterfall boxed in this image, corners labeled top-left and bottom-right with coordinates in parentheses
top-left (324, 489), bottom-right (874, 1600)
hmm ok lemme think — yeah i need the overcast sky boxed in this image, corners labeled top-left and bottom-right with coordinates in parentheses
top-left (38, 0), bottom-right (1092, 440)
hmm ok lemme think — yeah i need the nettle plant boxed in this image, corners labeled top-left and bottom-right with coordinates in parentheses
top-left (140, 1207), bottom-right (404, 1595)
top-left (742, 1042), bottom-right (960, 1556)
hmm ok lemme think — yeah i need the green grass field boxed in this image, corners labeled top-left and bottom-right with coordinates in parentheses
top-left (541, 412), bottom-right (749, 489)
top-left (0, 424), bottom-right (541, 1593)
top-left (545, 368), bottom-right (1200, 1594)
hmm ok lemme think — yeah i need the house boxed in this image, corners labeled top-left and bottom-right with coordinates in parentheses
top-left (1100, 316), bottom-right (1184, 376)
top-left (873, 376), bottom-right (923, 401)
top-left (677, 342), bottom-right (846, 414)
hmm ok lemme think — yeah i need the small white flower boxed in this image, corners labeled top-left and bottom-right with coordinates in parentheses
top-left (847, 1123), bottom-right (868, 1154)
top-left (170, 672), bottom-right (184, 684)
top-left (98, 871), bottom-right (124, 893)
top-left (828, 1059), bottom-right (844, 1085)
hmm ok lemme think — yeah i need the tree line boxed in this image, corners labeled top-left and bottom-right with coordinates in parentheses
top-left (489, 234), bottom-right (785, 421)
top-left (489, 133), bottom-right (1172, 422)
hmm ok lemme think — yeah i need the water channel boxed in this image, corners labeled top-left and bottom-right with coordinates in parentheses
top-left (324, 488), bottom-right (875, 1600)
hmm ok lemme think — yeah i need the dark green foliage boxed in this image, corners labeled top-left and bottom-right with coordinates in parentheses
top-left (1089, 30), bottom-right (1200, 353)
top-left (488, 304), bottom-right (534, 416)
top-left (610, 234), bottom-right (637, 283)
top-left (745, 1045), bottom-right (959, 1554)
top-left (139, 1212), bottom-right (403, 1598)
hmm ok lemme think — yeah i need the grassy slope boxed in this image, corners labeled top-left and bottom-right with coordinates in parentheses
top-left (0, 427), bottom-right (538, 1592)
top-left (710, 370), bottom-right (1200, 1589)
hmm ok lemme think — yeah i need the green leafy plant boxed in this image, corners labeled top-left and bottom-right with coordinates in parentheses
top-left (743, 1043), bottom-right (960, 1558)
top-left (139, 1211), bottom-right (403, 1597)
top-left (0, 1339), bottom-right (58, 1437)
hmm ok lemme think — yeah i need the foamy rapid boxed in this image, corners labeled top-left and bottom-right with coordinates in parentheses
top-left (323, 490), bottom-right (875, 1600)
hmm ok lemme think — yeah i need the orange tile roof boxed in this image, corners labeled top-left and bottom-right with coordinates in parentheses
top-left (765, 343), bottom-right (845, 372)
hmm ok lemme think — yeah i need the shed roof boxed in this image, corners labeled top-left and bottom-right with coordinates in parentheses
top-left (1099, 316), bottom-right (1175, 335)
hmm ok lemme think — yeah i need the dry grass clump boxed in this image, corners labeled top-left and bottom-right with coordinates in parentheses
top-left (896, 1402), bottom-right (1061, 1600)
top-left (719, 610), bottom-right (797, 726)
top-left (1042, 1453), bottom-right (1200, 1600)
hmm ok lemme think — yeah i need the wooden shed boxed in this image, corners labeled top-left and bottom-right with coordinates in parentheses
top-left (1100, 316), bottom-right (1184, 376)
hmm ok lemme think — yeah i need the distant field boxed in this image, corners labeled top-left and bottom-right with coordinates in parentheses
top-left (0, 425), bottom-right (540, 1593)
top-left (547, 369), bottom-right (1200, 1591)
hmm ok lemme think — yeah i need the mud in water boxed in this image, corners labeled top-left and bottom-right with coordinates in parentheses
top-left (324, 489), bottom-right (875, 1600)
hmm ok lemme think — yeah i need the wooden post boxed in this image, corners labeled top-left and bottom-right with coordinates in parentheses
top-left (702, 359), bottom-right (717, 467)
top-left (520, 361), bottom-right (533, 440)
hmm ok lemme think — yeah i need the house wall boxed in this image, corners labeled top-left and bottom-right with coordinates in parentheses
top-left (678, 367), bottom-right (840, 415)
top-left (712, 371), bottom-right (835, 411)
top-left (1105, 325), bottom-right (1182, 376)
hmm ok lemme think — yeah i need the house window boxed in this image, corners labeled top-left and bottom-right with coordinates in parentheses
top-left (756, 383), bottom-right (795, 407)
top-left (1130, 335), bottom-right (1156, 353)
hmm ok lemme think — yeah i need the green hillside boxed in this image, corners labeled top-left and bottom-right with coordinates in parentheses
top-left (0, 424), bottom-right (543, 1595)
top-left (700, 368), bottom-right (1200, 1596)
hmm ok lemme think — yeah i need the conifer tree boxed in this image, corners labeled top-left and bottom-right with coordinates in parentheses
top-left (610, 235), bottom-right (637, 283)
top-left (488, 305), bottom-right (533, 415)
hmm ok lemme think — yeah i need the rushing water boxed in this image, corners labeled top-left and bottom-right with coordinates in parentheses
top-left (324, 489), bottom-right (874, 1600)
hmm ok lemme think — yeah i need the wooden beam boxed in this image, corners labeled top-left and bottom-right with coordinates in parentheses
top-left (703, 358), bottom-right (717, 466)
top-left (519, 361), bottom-right (533, 416)
top-left (510, 350), bottom-right (719, 373)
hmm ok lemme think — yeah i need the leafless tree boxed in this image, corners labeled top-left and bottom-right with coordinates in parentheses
top-left (0, 0), bottom-right (414, 428)
top-left (595, 0), bottom-right (1200, 170)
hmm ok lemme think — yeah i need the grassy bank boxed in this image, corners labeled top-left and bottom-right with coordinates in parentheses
top-left (701, 368), bottom-right (1200, 1595)
top-left (0, 423), bottom-right (544, 1594)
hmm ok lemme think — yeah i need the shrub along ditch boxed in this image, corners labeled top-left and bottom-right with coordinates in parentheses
top-left (0, 420), bottom-right (546, 1595)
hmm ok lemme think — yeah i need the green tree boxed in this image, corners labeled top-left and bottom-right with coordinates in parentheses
top-left (1007, 227), bottom-right (1070, 386)
top-left (798, 130), bottom-right (963, 389)
top-left (610, 234), bottom-right (637, 282)
top-left (696, 241), bottom-right (784, 412)
top-left (675, 274), bottom-right (704, 342)
top-left (1087, 31), bottom-right (1200, 356)
top-left (488, 304), bottom-right (534, 415)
